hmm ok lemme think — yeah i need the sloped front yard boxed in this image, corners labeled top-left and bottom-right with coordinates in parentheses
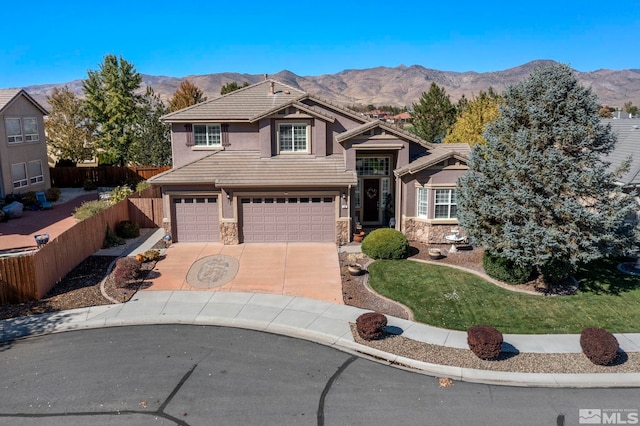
top-left (368, 254), bottom-right (640, 334)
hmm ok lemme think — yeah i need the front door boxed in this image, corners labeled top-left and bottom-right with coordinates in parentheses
top-left (362, 178), bottom-right (380, 223)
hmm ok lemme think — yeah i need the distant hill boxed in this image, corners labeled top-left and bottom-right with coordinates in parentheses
top-left (21, 60), bottom-right (640, 111)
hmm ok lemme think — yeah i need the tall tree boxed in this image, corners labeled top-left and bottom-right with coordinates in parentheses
top-left (83, 54), bottom-right (142, 166)
top-left (220, 81), bottom-right (249, 95)
top-left (457, 63), bottom-right (638, 283)
top-left (130, 87), bottom-right (172, 166)
top-left (410, 82), bottom-right (456, 143)
top-left (45, 87), bottom-right (96, 165)
top-left (443, 89), bottom-right (501, 145)
top-left (168, 80), bottom-right (207, 112)
top-left (624, 101), bottom-right (639, 117)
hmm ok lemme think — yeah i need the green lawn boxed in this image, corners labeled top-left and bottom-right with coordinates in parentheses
top-left (367, 258), bottom-right (640, 334)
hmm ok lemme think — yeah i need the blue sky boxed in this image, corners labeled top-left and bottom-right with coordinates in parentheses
top-left (1, 0), bottom-right (638, 88)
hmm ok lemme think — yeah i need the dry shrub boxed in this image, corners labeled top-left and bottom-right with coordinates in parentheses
top-left (113, 257), bottom-right (142, 288)
top-left (467, 325), bottom-right (503, 360)
top-left (580, 327), bottom-right (619, 366)
top-left (356, 312), bottom-right (388, 341)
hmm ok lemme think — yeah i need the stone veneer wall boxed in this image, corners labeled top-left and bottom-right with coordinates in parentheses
top-left (336, 219), bottom-right (349, 246)
top-left (402, 217), bottom-right (463, 244)
top-left (220, 221), bottom-right (239, 245)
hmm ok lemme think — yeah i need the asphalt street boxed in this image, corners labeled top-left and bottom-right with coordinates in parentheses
top-left (0, 325), bottom-right (638, 426)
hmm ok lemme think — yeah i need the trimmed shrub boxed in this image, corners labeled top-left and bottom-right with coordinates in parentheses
top-left (45, 187), bottom-right (61, 202)
top-left (83, 180), bottom-right (97, 191)
top-left (356, 312), bottom-right (388, 341)
top-left (113, 257), bottom-right (142, 287)
top-left (21, 191), bottom-right (37, 207)
top-left (482, 251), bottom-right (532, 284)
top-left (116, 220), bottom-right (140, 239)
top-left (580, 327), bottom-right (619, 366)
top-left (467, 325), bottom-right (503, 360)
top-left (361, 228), bottom-right (409, 260)
top-left (143, 249), bottom-right (161, 262)
top-left (73, 199), bottom-right (110, 220)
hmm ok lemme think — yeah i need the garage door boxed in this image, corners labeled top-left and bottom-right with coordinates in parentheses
top-left (241, 196), bottom-right (335, 242)
top-left (173, 197), bottom-right (219, 242)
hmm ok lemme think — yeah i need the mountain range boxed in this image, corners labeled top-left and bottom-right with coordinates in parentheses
top-left (22, 60), bottom-right (640, 111)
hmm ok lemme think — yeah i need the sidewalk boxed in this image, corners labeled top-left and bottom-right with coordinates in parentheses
top-left (1, 290), bottom-right (640, 388)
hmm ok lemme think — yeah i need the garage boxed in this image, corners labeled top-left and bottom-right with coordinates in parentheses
top-left (240, 196), bottom-right (335, 242)
top-left (173, 197), bottom-right (219, 242)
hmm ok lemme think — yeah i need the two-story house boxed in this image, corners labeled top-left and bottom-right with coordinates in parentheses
top-left (0, 89), bottom-right (50, 199)
top-left (149, 78), bottom-right (470, 245)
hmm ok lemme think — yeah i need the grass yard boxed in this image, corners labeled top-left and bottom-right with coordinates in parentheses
top-left (367, 258), bottom-right (640, 334)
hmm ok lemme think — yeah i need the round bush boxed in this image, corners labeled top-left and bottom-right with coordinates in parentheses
top-left (45, 187), bottom-right (61, 202)
top-left (116, 220), bottom-right (140, 239)
top-left (580, 327), bottom-right (619, 366)
top-left (482, 251), bottom-right (532, 284)
top-left (361, 228), bottom-right (409, 260)
top-left (113, 257), bottom-right (142, 287)
top-left (467, 325), bottom-right (503, 360)
top-left (356, 312), bottom-right (388, 341)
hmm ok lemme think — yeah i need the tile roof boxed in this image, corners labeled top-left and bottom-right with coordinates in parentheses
top-left (335, 120), bottom-right (429, 147)
top-left (394, 144), bottom-right (471, 176)
top-left (0, 88), bottom-right (48, 115)
top-left (149, 151), bottom-right (357, 187)
top-left (161, 80), bottom-right (306, 122)
top-left (604, 119), bottom-right (640, 187)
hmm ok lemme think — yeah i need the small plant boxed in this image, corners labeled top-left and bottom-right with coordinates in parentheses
top-left (116, 220), bottom-right (140, 239)
top-left (113, 257), bottom-right (142, 287)
top-left (361, 228), bottom-right (409, 260)
top-left (467, 325), bottom-right (503, 360)
top-left (21, 191), bottom-right (37, 207)
top-left (347, 253), bottom-right (358, 266)
top-left (136, 181), bottom-right (150, 193)
top-left (580, 327), bottom-right (619, 366)
top-left (103, 225), bottom-right (125, 248)
top-left (73, 199), bottom-right (110, 220)
top-left (45, 187), bottom-right (61, 202)
top-left (109, 185), bottom-right (133, 204)
top-left (143, 249), bottom-right (161, 262)
top-left (482, 251), bottom-right (532, 284)
top-left (83, 180), bottom-right (97, 191)
top-left (356, 312), bottom-right (388, 341)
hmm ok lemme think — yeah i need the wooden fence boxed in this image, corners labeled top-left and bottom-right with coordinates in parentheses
top-left (50, 166), bottom-right (171, 188)
top-left (0, 186), bottom-right (163, 305)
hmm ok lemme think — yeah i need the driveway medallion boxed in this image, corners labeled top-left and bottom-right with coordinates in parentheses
top-left (186, 255), bottom-right (239, 289)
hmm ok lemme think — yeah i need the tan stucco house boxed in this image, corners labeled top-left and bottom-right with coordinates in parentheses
top-left (0, 89), bottom-right (50, 199)
top-left (149, 79), bottom-right (470, 244)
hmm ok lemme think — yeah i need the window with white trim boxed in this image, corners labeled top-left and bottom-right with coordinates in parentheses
top-left (434, 189), bottom-right (457, 218)
top-left (417, 187), bottom-right (429, 218)
top-left (278, 123), bottom-right (309, 153)
top-left (28, 160), bottom-right (44, 184)
top-left (23, 118), bottom-right (39, 141)
top-left (193, 124), bottom-right (221, 147)
top-left (11, 163), bottom-right (28, 189)
top-left (6, 118), bottom-right (23, 143)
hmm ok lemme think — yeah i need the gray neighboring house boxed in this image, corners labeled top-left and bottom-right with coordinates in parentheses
top-left (149, 78), bottom-right (470, 244)
top-left (0, 89), bottom-right (50, 199)
top-left (605, 118), bottom-right (640, 189)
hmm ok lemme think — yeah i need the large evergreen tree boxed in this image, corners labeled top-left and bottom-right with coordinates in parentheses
top-left (45, 87), bottom-right (96, 165)
top-left (82, 54), bottom-right (142, 166)
top-left (443, 88), bottom-right (501, 145)
top-left (457, 63), bottom-right (638, 283)
top-left (220, 81), bottom-right (249, 95)
top-left (168, 80), bottom-right (207, 112)
top-left (130, 87), bottom-right (172, 166)
top-left (410, 82), bottom-right (456, 143)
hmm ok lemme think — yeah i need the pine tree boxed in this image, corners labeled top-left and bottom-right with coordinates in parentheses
top-left (220, 81), bottom-right (249, 95)
top-left (45, 87), bottom-right (96, 164)
top-left (130, 87), bottom-right (172, 166)
top-left (82, 54), bottom-right (142, 166)
top-left (444, 89), bottom-right (501, 145)
top-left (168, 80), bottom-right (207, 112)
top-left (457, 63), bottom-right (638, 283)
top-left (410, 82), bottom-right (456, 143)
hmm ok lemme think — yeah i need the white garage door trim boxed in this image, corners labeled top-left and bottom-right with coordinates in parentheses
top-left (173, 196), bottom-right (220, 242)
top-left (240, 196), bottom-right (335, 242)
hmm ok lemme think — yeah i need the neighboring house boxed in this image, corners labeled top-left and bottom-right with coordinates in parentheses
top-left (605, 118), bottom-right (640, 189)
top-left (149, 79), bottom-right (469, 244)
top-left (0, 89), bottom-right (50, 199)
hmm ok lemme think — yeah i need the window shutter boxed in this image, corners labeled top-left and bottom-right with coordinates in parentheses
top-left (185, 124), bottom-right (194, 146)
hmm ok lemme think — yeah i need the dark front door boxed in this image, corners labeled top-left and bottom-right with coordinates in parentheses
top-left (362, 178), bottom-right (380, 223)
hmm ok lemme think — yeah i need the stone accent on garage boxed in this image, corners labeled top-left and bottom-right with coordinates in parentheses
top-left (336, 218), bottom-right (349, 246)
top-left (220, 221), bottom-right (239, 245)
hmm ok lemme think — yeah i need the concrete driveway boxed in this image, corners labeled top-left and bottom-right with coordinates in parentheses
top-left (143, 242), bottom-right (344, 304)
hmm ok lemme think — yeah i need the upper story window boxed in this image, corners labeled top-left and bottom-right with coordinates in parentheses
top-left (5, 117), bottom-right (39, 143)
top-left (194, 124), bottom-right (221, 147)
top-left (356, 157), bottom-right (390, 176)
top-left (417, 187), bottom-right (429, 218)
top-left (278, 123), bottom-right (309, 153)
top-left (435, 189), bottom-right (458, 219)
